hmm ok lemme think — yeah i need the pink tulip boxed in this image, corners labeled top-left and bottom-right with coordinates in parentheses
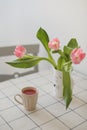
top-left (48, 38), bottom-right (60, 50)
top-left (14, 45), bottom-right (26, 58)
top-left (70, 48), bottom-right (86, 64)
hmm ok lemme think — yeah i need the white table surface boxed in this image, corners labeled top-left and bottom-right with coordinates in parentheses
top-left (0, 70), bottom-right (87, 130)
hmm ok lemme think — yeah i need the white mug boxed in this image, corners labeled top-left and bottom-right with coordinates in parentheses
top-left (14, 87), bottom-right (38, 111)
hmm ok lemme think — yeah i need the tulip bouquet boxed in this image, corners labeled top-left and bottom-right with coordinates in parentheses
top-left (7, 27), bottom-right (86, 108)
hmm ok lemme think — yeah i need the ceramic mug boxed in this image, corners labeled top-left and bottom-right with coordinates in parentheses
top-left (14, 87), bottom-right (38, 111)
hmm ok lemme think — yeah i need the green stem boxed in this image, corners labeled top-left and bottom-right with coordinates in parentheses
top-left (47, 50), bottom-right (57, 68)
top-left (25, 54), bottom-right (57, 69)
top-left (63, 61), bottom-right (72, 66)
top-left (40, 57), bottom-right (57, 69)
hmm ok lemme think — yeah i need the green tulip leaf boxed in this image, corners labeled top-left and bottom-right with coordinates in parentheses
top-left (63, 46), bottom-right (73, 56)
top-left (57, 56), bottom-right (66, 71)
top-left (67, 38), bottom-right (79, 49)
top-left (63, 66), bottom-right (72, 109)
top-left (36, 27), bottom-right (50, 53)
top-left (6, 57), bottom-right (43, 68)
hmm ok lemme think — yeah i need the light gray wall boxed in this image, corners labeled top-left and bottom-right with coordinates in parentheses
top-left (0, 0), bottom-right (87, 74)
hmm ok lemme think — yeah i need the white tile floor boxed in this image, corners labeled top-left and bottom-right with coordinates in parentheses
top-left (0, 70), bottom-right (87, 130)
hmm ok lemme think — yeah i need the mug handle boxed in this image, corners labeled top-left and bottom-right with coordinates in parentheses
top-left (14, 94), bottom-right (23, 105)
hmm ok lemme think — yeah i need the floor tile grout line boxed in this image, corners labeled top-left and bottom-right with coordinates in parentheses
top-left (37, 84), bottom-right (63, 101)
top-left (37, 103), bottom-right (71, 129)
top-left (6, 115), bottom-right (25, 124)
top-left (27, 74), bottom-right (87, 106)
top-left (39, 112), bottom-right (71, 130)
top-left (0, 88), bottom-right (11, 97)
top-left (32, 78), bottom-right (85, 108)
top-left (57, 117), bottom-right (72, 130)
top-left (1, 93), bottom-right (41, 128)
top-left (1, 101), bottom-right (40, 128)
top-left (73, 108), bottom-right (87, 121)
top-left (71, 120), bottom-right (87, 130)
top-left (38, 93), bottom-right (69, 112)
top-left (56, 108), bottom-right (86, 125)
top-left (38, 102), bottom-right (87, 129)
top-left (11, 100), bottom-right (44, 128)
top-left (0, 115), bottom-right (6, 127)
top-left (0, 86), bottom-right (21, 97)
top-left (74, 95), bottom-right (87, 104)
top-left (69, 102), bottom-right (86, 111)
top-left (0, 115), bottom-right (13, 130)
top-left (45, 92), bottom-right (72, 110)
top-left (75, 84), bottom-right (87, 90)
top-left (1, 93), bottom-right (86, 129)
top-left (57, 115), bottom-right (85, 130)
top-left (0, 105), bottom-right (16, 112)
top-left (0, 83), bottom-right (53, 128)
top-left (58, 110), bottom-right (86, 129)
top-left (0, 70), bottom-right (87, 130)
top-left (73, 89), bottom-right (87, 96)
top-left (30, 126), bottom-right (42, 130)
top-left (29, 117), bottom-right (56, 129)
top-left (0, 89), bottom-right (39, 128)
top-left (28, 101), bottom-right (71, 129)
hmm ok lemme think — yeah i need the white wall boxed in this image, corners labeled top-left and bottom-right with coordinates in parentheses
top-left (0, 0), bottom-right (87, 74)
